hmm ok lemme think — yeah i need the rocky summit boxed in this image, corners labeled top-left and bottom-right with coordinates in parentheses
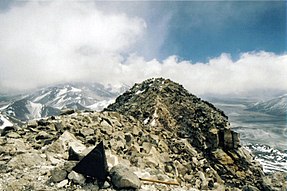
top-left (0, 78), bottom-right (285, 191)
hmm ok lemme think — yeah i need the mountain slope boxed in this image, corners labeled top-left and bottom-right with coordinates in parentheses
top-left (0, 78), bottom-right (284, 190)
top-left (106, 78), bottom-right (272, 190)
top-left (247, 94), bottom-right (287, 116)
top-left (106, 78), bottom-right (231, 150)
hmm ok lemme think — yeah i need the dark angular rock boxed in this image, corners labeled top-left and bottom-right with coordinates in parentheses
top-left (68, 147), bottom-right (81, 161)
top-left (232, 131), bottom-right (240, 149)
top-left (223, 129), bottom-right (233, 149)
top-left (206, 128), bottom-right (219, 149)
top-left (1, 126), bottom-right (16, 136)
top-left (37, 119), bottom-right (50, 126)
top-left (73, 141), bottom-right (108, 186)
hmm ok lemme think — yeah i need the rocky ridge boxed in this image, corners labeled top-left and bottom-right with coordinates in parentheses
top-left (0, 78), bottom-right (285, 190)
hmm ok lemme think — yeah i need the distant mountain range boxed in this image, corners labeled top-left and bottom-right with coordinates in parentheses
top-left (247, 94), bottom-right (287, 116)
top-left (1, 81), bottom-right (286, 123)
top-left (0, 82), bottom-right (128, 122)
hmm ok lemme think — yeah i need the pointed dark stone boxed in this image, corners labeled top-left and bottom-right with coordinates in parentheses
top-left (73, 141), bottom-right (108, 185)
top-left (68, 147), bottom-right (80, 161)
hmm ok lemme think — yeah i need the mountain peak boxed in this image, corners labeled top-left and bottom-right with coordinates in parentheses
top-left (127, 77), bottom-right (189, 97)
top-left (107, 78), bottom-right (231, 150)
top-left (104, 78), bottom-right (278, 189)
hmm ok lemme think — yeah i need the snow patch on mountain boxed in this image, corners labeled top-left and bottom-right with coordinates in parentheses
top-left (26, 101), bottom-right (42, 119)
top-left (0, 114), bottom-right (13, 129)
top-left (87, 99), bottom-right (115, 111)
top-left (32, 92), bottom-right (50, 102)
top-left (248, 94), bottom-right (287, 116)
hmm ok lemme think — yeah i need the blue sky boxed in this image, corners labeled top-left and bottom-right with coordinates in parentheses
top-left (95, 1), bottom-right (286, 62)
top-left (0, 1), bottom-right (286, 95)
top-left (162, 1), bottom-right (285, 62)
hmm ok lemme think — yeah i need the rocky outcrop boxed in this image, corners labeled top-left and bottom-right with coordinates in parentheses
top-left (106, 78), bottom-right (283, 190)
top-left (0, 78), bottom-right (285, 191)
top-left (106, 78), bottom-right (239, 151)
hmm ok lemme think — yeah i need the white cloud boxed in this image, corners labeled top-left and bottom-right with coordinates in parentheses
top-left (0, 1), bottom-right (145, 91)
top-left (0, 2), bottom-right (286, 97)
top-left (117, 52), bottom-right (287, 96)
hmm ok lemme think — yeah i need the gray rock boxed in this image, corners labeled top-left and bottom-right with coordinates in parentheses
top-left (6, 132), bottom-right (21, 138)
top-left (82, 183), bottom-right (100, 191)
top-left (110, 164), bottom-right (141, 189)
top-left (27, 120), bottom-right (38, 128)
top-left (35, 131), bottom-right (51, 140)
top-left (242, 185), bottom-right (260, 191)
top-left (80, 127), bottom-right (94, 137)
top-left (212, 149), bottom-right (234, 165)
top-left (7, 152), bottom-right (45, 170)
top-left (232, 131), bottom-right (240, 149)
top-left (68, 170), bottom-right (86, 185)
top-left (60, 109), bottom-right (75, 115)
top-left (48, 130), bottom-right (86, 156)
top-left (63, 161), bottom-right (78, 172)
top-left (51, 166), bottom-right (67, 183)
top-left (223, 129), bottom-right (233, 149)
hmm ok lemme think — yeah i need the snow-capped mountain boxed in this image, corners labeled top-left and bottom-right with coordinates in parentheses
top-left (247, 94), bottom-right (287, 116)
top-left (1, 82), bottom-right (129, 121)
top-left (27, 83), bottom-right (121, 109)
top-left (3, 98), bottom-right (61, 121)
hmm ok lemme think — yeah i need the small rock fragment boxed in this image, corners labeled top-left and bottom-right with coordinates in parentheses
top-left (57, 179), bottom-right (69, 188)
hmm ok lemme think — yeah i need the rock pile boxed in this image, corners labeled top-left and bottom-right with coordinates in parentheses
top-left (0, 78), bottom-right (285, 191)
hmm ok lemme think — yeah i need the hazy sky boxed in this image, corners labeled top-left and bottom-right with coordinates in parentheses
top-left (0, 1), bottom-right (286, 96)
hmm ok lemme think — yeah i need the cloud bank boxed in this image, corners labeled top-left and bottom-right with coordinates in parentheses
top-left (0, 1), bottom-right (286, 96)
